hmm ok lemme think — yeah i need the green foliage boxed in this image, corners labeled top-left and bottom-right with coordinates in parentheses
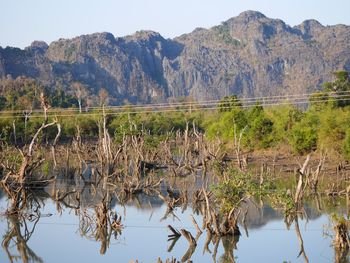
top-left (289, 123), bottom-right (317, 154)
top-left (49, 88), bottom-right (78, 108)
top-left (110, 111), bottom-right (203, 146)
top-left (211, 169), bottom-right (261, 213)
top-left (41, 160), bottom-right (52, 177)
top-left (317, 107), bottom-right (349, 153)
top-left (218, 95), bottom-right (242, 112)
top-left (267, 105), bottom-right (303, 144)
top-left (211, 169), bottom-right (295, 215)
top-left (0, 77), bottom-right (78, 110)
top-left (205, 109), bottom-right (247, 141)
top-left (246, 103), bottom-right (274, 148)
top-left (1, 71), bottom-right (350, 160)
top-left (268, 190), bottom-right (294, 214)
top-left (309, 92), bottom-right (330, 110)
top-left (343, 128), bottom-right (350, 160)
top-left (289, 111), bottom-right (319, 154)
top-left (0, 118), bottom-right (14, 142)
top-left (322, 70), bottom-right (350, 108)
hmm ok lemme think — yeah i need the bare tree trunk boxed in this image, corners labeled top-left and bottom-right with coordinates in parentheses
top-left (12, 120), bottom-right (17, 145)
top-left (51, 123), bottom-right (61, 168)
top-left (233, 123), bottom-right (247, 171)
top-left (295, 154), bottom-right (310, 205)
top-left (310, 153), bottom-right (325, 193)
top-left (23, 109), bottom-right (32, 143)
top-left (78, 98), bottom-right (82, 113)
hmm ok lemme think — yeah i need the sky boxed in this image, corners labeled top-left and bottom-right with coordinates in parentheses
top-left (1, 0), bottom-right (350, 49)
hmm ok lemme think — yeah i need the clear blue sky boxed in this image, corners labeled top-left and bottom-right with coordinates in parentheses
top-left (1, 0), bottom-right (349, 49)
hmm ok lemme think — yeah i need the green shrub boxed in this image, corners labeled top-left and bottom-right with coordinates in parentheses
top-left (343, 128), bottom-right (350, 159)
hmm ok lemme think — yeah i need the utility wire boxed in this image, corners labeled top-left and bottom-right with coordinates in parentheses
top-left (0, 96), bottom-right (349, 119)
top-left (1, 90), bottom-right (350, 115)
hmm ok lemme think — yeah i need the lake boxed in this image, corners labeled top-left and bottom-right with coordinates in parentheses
top-left (0, 181), bottom-right (347, 263)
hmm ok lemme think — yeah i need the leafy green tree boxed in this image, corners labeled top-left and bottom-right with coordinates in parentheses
top-left (343, 128), bottom-right (350, 160)
top-left (289, 111), bottom-right (319, 154)
top-left (317, 107), bottom-right (349, 154)
top-left (246, 103), bottom-right (274, 148)
top-left (268, 105), bottom-right (303, 145)
top-left (218, 95), bottom-right (242, 112)
top-left (309, 92), bottom-right (330, 110)
top-left (0, 96), bottom-right (7, 110)
top-left (206, 107), bottom-right (247, 141)
top-left (322, 70), bottom-right (350, 108)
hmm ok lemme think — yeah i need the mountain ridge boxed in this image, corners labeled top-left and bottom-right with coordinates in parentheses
top-left (1, 10), bottom-right (350, 104)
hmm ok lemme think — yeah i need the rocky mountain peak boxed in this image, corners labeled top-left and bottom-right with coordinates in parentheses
top-left (232, 10), bottom-right (267, 24)
top-left (24, 41), bottom-right (49, 54)
top-left (126, 30), bottom-right (164, 42)
top-left (28, 41), bottom-right (49, 50)
top-left (0, 11), bottom-right (349, 104)
top-left (296, 19), bottom-right (324, 38)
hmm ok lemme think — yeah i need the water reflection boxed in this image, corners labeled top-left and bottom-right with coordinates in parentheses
top-left (0, 178), bottom-right (348, 263)
top-left (3, 213), bottom-right (43, 263)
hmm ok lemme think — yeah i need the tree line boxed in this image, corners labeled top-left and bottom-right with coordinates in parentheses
top-left (0, 71), bottom-right (350, 159)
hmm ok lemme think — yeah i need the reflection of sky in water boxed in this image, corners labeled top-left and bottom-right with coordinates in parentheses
top-left (0, 197), bottom-right (339, 263)
top-left (0, 198), bottom-right (340, 262)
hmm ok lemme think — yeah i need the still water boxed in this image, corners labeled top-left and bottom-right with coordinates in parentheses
top-left (0, 186), bottom-right (347, 263)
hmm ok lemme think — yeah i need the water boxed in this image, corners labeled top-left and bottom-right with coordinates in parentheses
top-left (0, 188), bottom-right (347, 263)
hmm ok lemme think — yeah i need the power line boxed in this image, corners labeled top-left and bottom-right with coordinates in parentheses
top-left (1, 90), bottom-right (350, 115)
top-left (0, 96), bottom-right (349, 119)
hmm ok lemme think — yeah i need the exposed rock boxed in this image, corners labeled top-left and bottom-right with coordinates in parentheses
top-left (1, 11), bottom-right (350, 104)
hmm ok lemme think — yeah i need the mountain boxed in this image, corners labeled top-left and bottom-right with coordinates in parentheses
top-left (1, 10), bottom-right (350, 104)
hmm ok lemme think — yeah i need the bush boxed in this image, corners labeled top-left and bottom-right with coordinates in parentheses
top-left (246, 104), bottom-right (274, 148)
top-left (343, 128), bottom-right (350, 160)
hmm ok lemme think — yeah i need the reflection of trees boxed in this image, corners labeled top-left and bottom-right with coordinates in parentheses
top-left (2, 213), bottom-right (43, 263)
top-left (1, 185), bottom-right (45, 263)
top-left (218, 235), bottom-right (240, 263)
top-left (284, 211), bottom-right (309, 263)
top-left (332, 215), bottom-right (350, 263)
top-left (294, 216), bottom-right (309, 263)
top-left (78, 198), bottom-right (123, 255)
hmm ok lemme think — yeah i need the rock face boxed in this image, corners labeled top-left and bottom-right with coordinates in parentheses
top-left (1, 10), bottom-right (350, 104)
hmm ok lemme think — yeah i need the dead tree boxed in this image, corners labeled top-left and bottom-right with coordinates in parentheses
top-left (308, 153), bottom-right (325, 193)
top-left (1, 92), bottom-right (59, 188)
top-left (51, 122), bottom-right (61, 168)
top-left (295, 154), bottom-right (311, 205)
top-left (23, 109), bottom-right (32, 143)
top-left (40, 92), bottom-right (50, 124)
top-left (233, 123), bottom-right (248, 171)
top-left (12, 120), bottom-right (17, 145)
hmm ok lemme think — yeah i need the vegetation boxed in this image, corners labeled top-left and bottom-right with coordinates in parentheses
top-left (0, 71), bottom-right (349, 262)
top-left (0, 71), bottom-right (350, 160)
